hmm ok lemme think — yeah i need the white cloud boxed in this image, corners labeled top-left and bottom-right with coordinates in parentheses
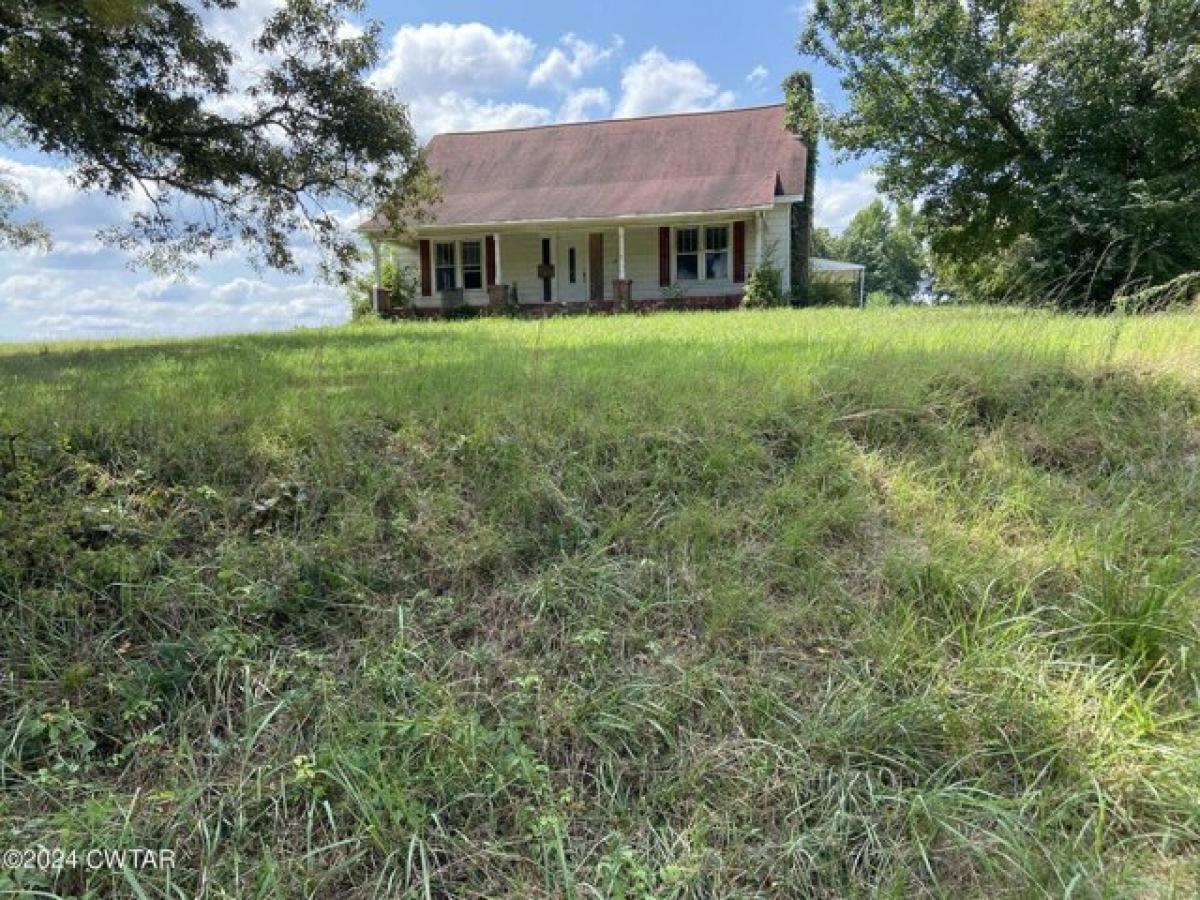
top-left (0, 259), bottom-right (347, 341)
top-left (746, 65), bottom-right (768, 87)
top-left (529, 34), bottom-right (622, 92)
top-left (1, 157), bottom-right (155, 255)
top-left (3, 159), bottom-right (80, 209)
top-left (815, 169), bottom-right (880, 232)
top-left (367, 22), bottom-right (552, 139)
top-left (613, 49), bottom-right (736, 118)
top-left (371, 23), bottom-right (536, 97)
top-left (408, 95), bottom-right (552, 137)
top-left (558, 87), bottom-right (612, 122)
top-left (0, 153), bottom-right (347, 341)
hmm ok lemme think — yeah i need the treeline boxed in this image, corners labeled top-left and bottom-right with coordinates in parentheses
top-left (798, 0), bottom-right (1200, 310)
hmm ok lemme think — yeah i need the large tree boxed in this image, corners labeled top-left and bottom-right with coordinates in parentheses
top-left (0, 0), bottom-right (427, 279)
top-left (830, 199), bottom-right (924, 300)
top-left (800, 0), bottom-right (1200, 308)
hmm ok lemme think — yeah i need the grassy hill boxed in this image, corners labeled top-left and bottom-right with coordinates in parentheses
top-left (2, 307), bottom-right (1198, 898)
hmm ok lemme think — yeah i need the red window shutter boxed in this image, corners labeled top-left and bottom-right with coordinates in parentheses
top-left (658, 226), bottom-right (670, 286)
top-left (418, 239), bottom-right (432, 296)
top-left (485, 235), bottom-right (496, 287)
top-left (733, 221), bottom-right (746, 282)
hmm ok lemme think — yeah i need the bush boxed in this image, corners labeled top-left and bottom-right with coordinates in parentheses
top-left (741, 262), bottom-right (787, 308)
top-left (348, 272), bottom-right (377, 321)
top-left (865, 290), bottom-right (894, 308)
top-left (806, 278), bottom-right (856, 306)
top-left (347, 257), bottom-right (420, 320)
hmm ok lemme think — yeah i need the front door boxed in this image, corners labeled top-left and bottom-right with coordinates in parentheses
top-left (588, 233), bottom-right (604, 303)
top-left (557, 232), bottom-right (588, 303)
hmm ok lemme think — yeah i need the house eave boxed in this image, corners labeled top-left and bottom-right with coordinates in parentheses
top-left (360, 204), bottom-right (782, 240)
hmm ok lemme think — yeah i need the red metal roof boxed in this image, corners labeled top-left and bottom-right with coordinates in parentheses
top-left (362, 105), bottom-right (807, 231)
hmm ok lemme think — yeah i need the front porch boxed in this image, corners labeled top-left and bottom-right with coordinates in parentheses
top-left (368, 208), bottom-right (791, 317)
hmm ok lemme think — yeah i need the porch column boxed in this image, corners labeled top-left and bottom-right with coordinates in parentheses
top-left (487, 232), bottom-right (509, 308)
top-left (613, 225), bottom-right (632, 312)
top-left (755, 212), bottom-right (764, 270)
top-left (370, 238), bottom-right (382, 289)
top-left (369, 237), bottom-right (389, 315)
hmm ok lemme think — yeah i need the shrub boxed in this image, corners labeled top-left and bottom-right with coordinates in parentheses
top-left (741, 262), bottom-right (787, 308)
top-left (806, 278), bottom-right (856, 306)
top-left (347, 257), bottom-right (420, 320)
top-left (660, 282), bottom-right (686, 307)
top-left (501, 283), bottom-right (522, 317)
top-left (865, 290), bottom-right (894, 308)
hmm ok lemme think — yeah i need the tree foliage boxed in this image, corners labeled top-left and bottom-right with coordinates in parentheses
top-left (821, 200), bottom-right (924, 301)
top-left (800, 0), bottom-right (1200, 308)
top-left (782, 70), bottom-right (819, 304)
top-left (0, 0), bottom-right (430, 279)
top-left (0, 166), bottom-right (50, 251)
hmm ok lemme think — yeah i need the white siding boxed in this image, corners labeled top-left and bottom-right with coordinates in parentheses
top-left (395, 207), bottom-right (797, 305)
top-left (502, 232), bottom-right (544, 305)
top-left (389, 242), bottom-right (419, 275)
top-left (760, 202), bottom-right (793, 293)
top-left (623, 226), bottom-right (661, 301)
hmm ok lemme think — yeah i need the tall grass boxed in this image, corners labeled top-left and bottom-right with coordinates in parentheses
top-left (1, 307), bottom-right (1198, 897)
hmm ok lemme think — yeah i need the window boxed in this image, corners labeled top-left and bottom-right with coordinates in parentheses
top-left (461, 240), bottom-right (483, 290)
top-left (674, 224), bottom-right (732, 282)
top-left (705, 225), bottom-right (729, 280)
top-left (568, 246), bottom-right (577, 283)
top-left (434, 242), bottom-right (456, 291)
top-left (676, 227), bottom-right (699, 280)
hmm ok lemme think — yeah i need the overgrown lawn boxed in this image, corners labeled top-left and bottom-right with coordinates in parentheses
top-left (1, 307), bottom-right (1198, 897)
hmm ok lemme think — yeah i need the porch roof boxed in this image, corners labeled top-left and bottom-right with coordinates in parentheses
top-left (361, 105), bottom-right (807, 233)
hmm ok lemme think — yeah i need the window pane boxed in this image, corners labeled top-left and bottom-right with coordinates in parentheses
top-left (677, 253), bottom-right (698, 280)
top-left (705, 225), bottom-right (728, 251)
top-left (461, 240), bottom-right (482, 289)
top-left (676, 228), bottom-right (699, 281)
top-left (569, 246), bottom-right (576, 283)
top-left (435, 242), bottom-right (456, 291)
top-left (705, 250), bottom-right (729, 280)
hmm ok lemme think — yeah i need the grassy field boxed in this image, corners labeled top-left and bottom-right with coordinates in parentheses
top-left (1, 306), bottom-right (1198, 898)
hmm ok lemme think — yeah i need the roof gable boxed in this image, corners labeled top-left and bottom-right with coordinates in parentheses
top-left (390, 105), bottom-right (807, 229)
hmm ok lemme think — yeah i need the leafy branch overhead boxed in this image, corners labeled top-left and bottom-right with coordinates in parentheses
top-left (0, 0), bottom-right (433, 280)
top-left (801, 0), bottom-right (1200, 308)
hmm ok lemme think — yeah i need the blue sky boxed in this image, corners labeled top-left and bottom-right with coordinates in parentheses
top-left (0, 0), bottom-right (877, 342)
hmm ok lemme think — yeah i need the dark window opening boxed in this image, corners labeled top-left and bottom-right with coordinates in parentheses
top-left (676, 227), bottom-right (699, 281)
